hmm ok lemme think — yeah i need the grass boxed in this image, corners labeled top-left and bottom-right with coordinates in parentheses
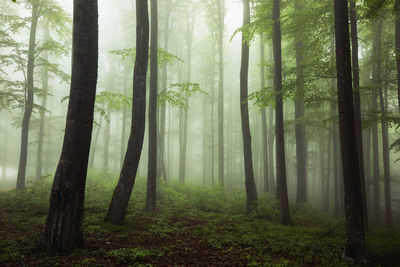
top-left (0, 171), bottom-right (399, 266)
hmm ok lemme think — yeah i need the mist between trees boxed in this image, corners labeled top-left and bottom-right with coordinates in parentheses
top-left (0, 0), bottom-right (399, 264)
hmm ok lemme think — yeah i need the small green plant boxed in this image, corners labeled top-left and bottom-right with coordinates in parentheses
top-left (106, 248), bottom-right (163, 264)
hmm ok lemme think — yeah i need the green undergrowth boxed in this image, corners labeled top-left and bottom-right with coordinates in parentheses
top-left (0, 172), bottom-right (399, 266)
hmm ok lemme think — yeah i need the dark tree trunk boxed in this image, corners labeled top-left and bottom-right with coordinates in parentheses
top-left (40, 0), bottom-right (98, 252)
top-left (396, 0), bottom-right (400, 110)
top-left (217, 0), bottom-right (225, 188)
top-left (334, 0), bottom-right (366, 261)
top-left (36, 29), bottom-right (49, 180)
top-left (372, 21), bottom-right (382, 224)
top-left (104, 0), bottom-right (149, 225)
top-left (16, 1), bottom-right (39, 190)
top-left (259, 34), bottom-right (269, 193)
top-left (349, 0), bottom-right (368, 230)
top-left (378, 86), bottom-right (393, 227)
top-left (294, 0), bottom-right (306, 205)
top-left (146, 0), bottom-right (158, 212)
top-left (240, 0), bottom-right (258, 212)
top-left (273, 0), bottom-right (290, 225)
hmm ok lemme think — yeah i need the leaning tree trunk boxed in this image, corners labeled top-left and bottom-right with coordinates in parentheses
top-left (104, 0), bottom-right (149, 225)
top-left (259, 33), bottom-right (269, 193)
top-left (146, 0), bottom-right (158, 212)
top-left (294, 0), bottom-right (307, 205)
top-left (16, 1), bottom-right (39, 190)
top-left (40, 0), bottom-right (98, 252)
top-left (240, 0), bottom-right (258, 212)
top-left (349, 0), bottom-right (368, 230)
top-left (273, 0), bottom-right (290, 225)
top-left (217, 0), bottom-right (225, 188)
top-left (334, 0), bottom-right (366, 261)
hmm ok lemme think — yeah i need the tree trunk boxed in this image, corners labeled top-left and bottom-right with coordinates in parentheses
top-left (16, 1), bottom-right (39, 190)
top-left (104, 0), bottom-right (149, 225)
top-left (217, 0), bottom-right (225, 188)
top-left (89, 115), bottom-right (102, 169)
top-left (240, 0), bottom-right (258, 212)
top-left (273, 0), bottom-right (290, 225)
top-left (268, 105), bottom-right (275, 194)
top-left (349, 0), bottom-right (368, 230)
top-left (120, 68), bottom-right (129, 169)
top-left (40, 0), bottom-right (98, 252)
top-left (395, 0), bottom-right (400, 110)
top-left (334, 0), bottom-right (366, 261)
top-left (372, 21), bottom-right (382, 224)
top-left (36, 29), bottom-right (49, 180)
top-left (294, 0), bottom-right (306, 205)
top-left (378, 86), bottom-right (393, 226)
top-left (103, 107), bottom-right (111, 172)
top-left (146, 0), bottom-right (158, 212)
top-left (260, 34), bottom-right (269, 193)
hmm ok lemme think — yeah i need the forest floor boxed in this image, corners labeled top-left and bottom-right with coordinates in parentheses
top-left (0, 171), bottom-right (399, 266)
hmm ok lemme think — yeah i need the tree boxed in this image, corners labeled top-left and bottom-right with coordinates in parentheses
top-left (105, 0), bottom-right (149, 225)
top-left (146, 0), bottom-right (158, 212)
top-left (40, 0), bottom-right (98, 252)
top-left (334, 0), bottom-right (366, 261)
top-left (16, 0), bottom-right (39, 190)
top-left (272, 0), bottom-right (290, 225)
top-left (240, 0), bottom-right (257, 212)
top-left (396, 0), bottom-right (400, 110)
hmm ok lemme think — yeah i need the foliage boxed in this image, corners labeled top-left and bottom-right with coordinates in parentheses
top-left (109, 47), bottom-right (182, 67)
top-left (158, 82), bottom-right (206, 109)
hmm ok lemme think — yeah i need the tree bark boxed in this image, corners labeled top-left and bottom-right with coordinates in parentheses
top-left (349, 0), bottom-right (368, 230)
top-left (395, 0), bottom-right (400, 110)
top-left (146, 0), bottom-right (158, 212)
top-left (334, 0), bottom-right (366, 261)
top-left (240, 0), bottom-right (258, 212)
top-left (273, 0), bottom-right (290, 225)
top-left (16, 1), bottom-right (39, 190)
top-left (259, 34), bottom-right (269, 193)
top-left (40, 0), bottom-right (98, 252)
top-left (105, 0), bottom-right (149, 225)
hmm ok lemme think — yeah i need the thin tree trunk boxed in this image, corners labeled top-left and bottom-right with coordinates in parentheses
top-left (40, 0), bottom-right (98, 252)
top-left (260, 34), bottom-right (269, 193)
top-left (240, 0), bottom-right (258, 212)
top-left (294, 0), bottom-right (306, 205)
top-left (16, 1), bottom-right (39, 190)
top-left (268, 105), bottom-right (275, 194)
top-left (334, 0), bottom-right (366, 260)
top-left (105, 0), bottom-right (149, 225)
top-left (395, 0), bottom-right (400, 110)
top-left (372, 21), bottom-right (382, 224)
top-left (378, 85), bottom-right (393, 226)
top-left (319, 129), bottom-right (325, 210)
top-left (273, 0), bottom-right (290, 225)
top-left (217, 0), bottom-right (225, 188)
top-left (146, 0), bottom-right (158, 212)
top-left (349, 0), bottom-right (368, 230)
top-left (36, 28), bottom-right (49, 180)
top-left (103, 107), bottom-right (111, 172)
top-left (120, 67), bottom-right (129, 169)
top-left (89, 115), bottom-right (102, 169)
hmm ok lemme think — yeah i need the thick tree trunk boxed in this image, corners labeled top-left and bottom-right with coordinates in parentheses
top-left (273, 0), bottom-right (290, 225)
top-left (259, 34), bottom-right (269, 193)
top-left (40, 0), bottom-right (98, 252)
top-left (36, 30), bottom-right (49, 180)
top-left (349, 0), bottom-right (368, 230)
top-left (240, 0), bottom-right (258, 212)
top-left (334, 0), bottom-right (366, 261)
top-left (16, 1), bottom-right (39, 190)
top-left (146, 0), bottom-right (158, 212)
top-left (217, 0), bottom-right (225, 188)
top-left (378, 86), bottom-right (393, 226)
top-left (372, 21), bottom-right (382, 224)
top-left (105, 0), bottom-right (149, 225)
